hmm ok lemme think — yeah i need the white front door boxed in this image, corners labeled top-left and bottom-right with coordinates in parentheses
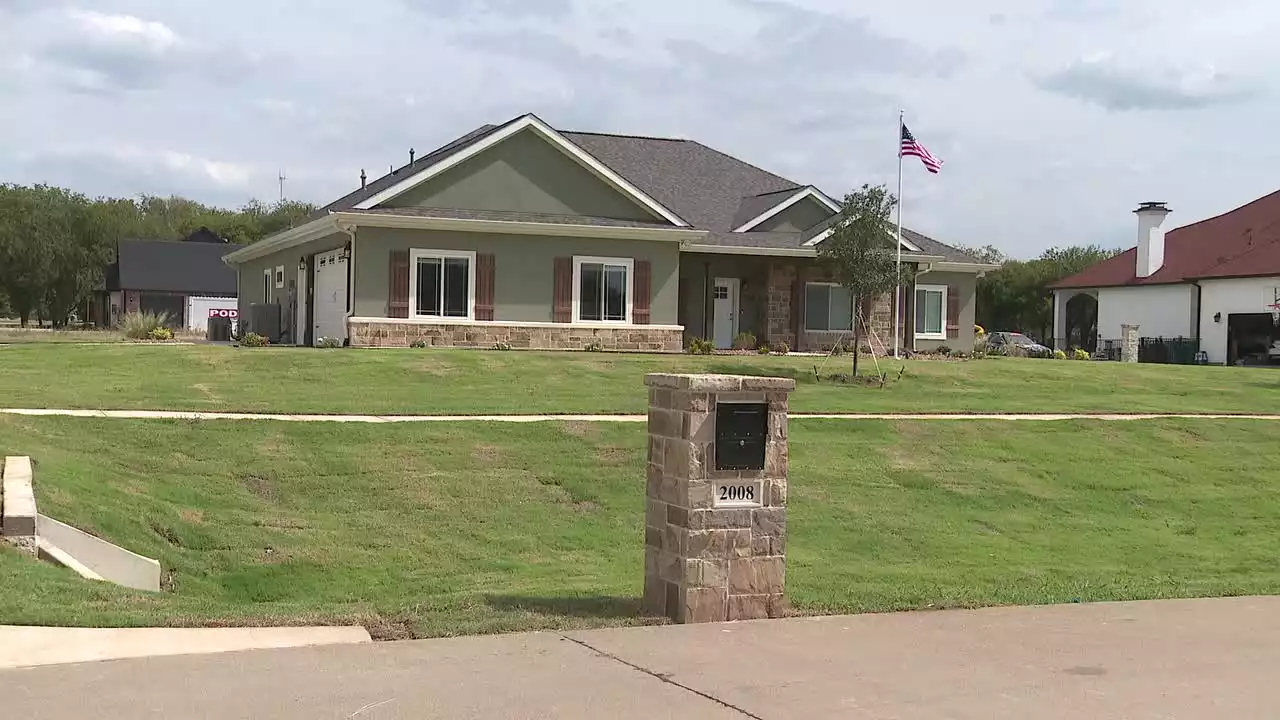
top-left (712, 277), bottom-right (740, 349)
top-left (312, 250), bottom-right (349, 345)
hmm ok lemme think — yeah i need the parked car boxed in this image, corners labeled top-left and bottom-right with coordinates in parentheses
top-left (986, 332), bottom-right (1053, 358)
top-left (1269, 340), bottom-right (1280, 362)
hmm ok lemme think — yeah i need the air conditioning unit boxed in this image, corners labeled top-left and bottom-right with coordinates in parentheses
top-left (248, 303), bottom-right (282, 343)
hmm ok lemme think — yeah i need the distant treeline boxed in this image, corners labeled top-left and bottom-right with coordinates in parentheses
top-left (0, 183), bottom-right (315, 326)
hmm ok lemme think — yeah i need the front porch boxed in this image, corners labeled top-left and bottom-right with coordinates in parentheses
top-left (678, 253), bottom-right (910, 353)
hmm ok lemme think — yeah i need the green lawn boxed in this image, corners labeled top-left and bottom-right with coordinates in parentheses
top-left (1, 415), bottom-right (1277, 637)
top-left (1, 344), bottom-right (1277, 414)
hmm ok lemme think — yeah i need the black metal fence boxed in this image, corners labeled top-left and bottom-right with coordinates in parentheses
top-left (1138, 336), bottom-right (1201, 365)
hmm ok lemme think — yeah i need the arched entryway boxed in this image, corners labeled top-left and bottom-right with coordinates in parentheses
top-left (1063, 292), bottom-right (1099, 352)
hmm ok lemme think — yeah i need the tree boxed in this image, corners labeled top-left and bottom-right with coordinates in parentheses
top-left (973, 245), bottom-right (1120, 345)
top-left (816, 184), bottom-right (906, 377)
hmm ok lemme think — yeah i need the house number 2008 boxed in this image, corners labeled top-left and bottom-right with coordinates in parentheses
top-left (719, 485), bottom-right (755, 502)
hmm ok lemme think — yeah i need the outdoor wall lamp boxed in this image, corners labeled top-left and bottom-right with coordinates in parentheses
top-left (298, 258), bottom-right (307, 271)
top-left (1214, 312), bottom-right (1222, 323)
top-left (341, 242), bottom-right (352, 259)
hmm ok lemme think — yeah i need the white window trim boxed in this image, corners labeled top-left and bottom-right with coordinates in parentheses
top-left (803, 282), bottom-right (855, 333)
top-left (914, 284), bottom-right (948, 340)
top-left (263, 268), bottom-right (272, 303)
top-left (408, 248), bottom-right (477, 322)
top-left (274, 265), bottom-right (285, 289)
top-left (573, 256), bottom-right (634, 325)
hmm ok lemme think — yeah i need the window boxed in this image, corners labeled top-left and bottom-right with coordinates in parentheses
top-left (274, 266), bottom-right (285, 289)
top-left (574, 256), bottom-right (632, 323)
top-left (410, 249), bottom-right (475, 320)
top-left (713, 285), bottom-right (729, 300)
top-left (804, 283), bottom-right (853, 332)
top-left (915, 284), bottom-right (947, 339)
top-left (263, 269), bottom-right (272, 303)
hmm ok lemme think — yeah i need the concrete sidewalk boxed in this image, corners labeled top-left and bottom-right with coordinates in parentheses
top-left (2, 596), bottom-right (1276, 718)
top-left (0, 625), bottom-right (370, 669)
top-left (3, 407), bottom-right (1280, 422)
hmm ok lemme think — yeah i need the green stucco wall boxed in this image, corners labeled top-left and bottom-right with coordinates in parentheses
top-left (914, 270), bottom-right (978, 352)
top-left (234, 232), bottom-right (348, 321)
top-left (751, 196), bottom-right (832, 233)
top-left (379, 129), bottom-right (660, 222)
top-left (353, 227), bottom-right (681, 325)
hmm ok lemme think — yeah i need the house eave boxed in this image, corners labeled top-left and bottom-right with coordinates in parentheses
top-left (223, 213), bottom-right (707, 265)
top-left (334, 212), bottom-right (707, 242)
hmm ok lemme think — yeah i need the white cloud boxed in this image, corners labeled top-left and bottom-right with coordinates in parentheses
top-left (66, 9), bottom-right (182, 54)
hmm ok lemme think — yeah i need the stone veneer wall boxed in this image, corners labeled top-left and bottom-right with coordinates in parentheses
top-left (349, 320), bottom-right (683, 352)
top-left (765, 262), bottom-right (900, 353)
top-left (643, 373), bottom-right (795, 623)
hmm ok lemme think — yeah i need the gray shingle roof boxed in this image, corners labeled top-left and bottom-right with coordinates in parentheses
top-left (562, 131), bottom-right (798, 230)
top-left (347, 206), bottom-right (679, 230)
top-left (110, 239), bottom-right (238, 295)
top-left (314, 113), bottom-right (975, 258)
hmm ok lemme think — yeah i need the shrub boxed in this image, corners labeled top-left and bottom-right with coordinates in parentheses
top-left (584, 341), bottom-right (604, 352)
top-left (147, 326), bottom-right (174, 341)
top-left (1072, 348), bottom-right (1091, 361)
top-left (823, 343), bottom-right (845, 356)
top-left (409, 339), bottom-right (428, 349)
top-left (1053, 349), bottom-right (1068, 360)
top-left (771, 340), bottom-right (790, 355)
top-left (687, 337), bottom-right (714, 355)
top-left (119, 311), bottom-right (169, 340)
top-left (756, 343), bottom-right (771, 354)
top-left (492, 342), bottom-right (512, 351)
top-left (240, 332), bottom-right (269, 347)
top-left (936, 345), bottom-right (952, 356)
top-left (317, 337), bottom-right (342, 349)
top-left (732, 331), bottom-right (757, 351)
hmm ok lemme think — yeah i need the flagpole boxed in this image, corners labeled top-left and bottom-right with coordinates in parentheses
top-left (893, 109), bottom-right (904, 360)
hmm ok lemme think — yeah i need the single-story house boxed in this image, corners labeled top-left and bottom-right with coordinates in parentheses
top-left (1051, 192), bottom-right (1280, 365)
top-left (223, 113), bottom-right (988, 352)
top-left (96, 228), bottom-right (239, 332)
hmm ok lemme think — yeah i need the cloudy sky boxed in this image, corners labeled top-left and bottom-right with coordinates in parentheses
top-left (1, 0), bottom-right (1275, 257)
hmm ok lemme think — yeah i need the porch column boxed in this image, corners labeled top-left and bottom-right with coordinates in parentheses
top-left (1052, 290), bottom-right (1069, 350)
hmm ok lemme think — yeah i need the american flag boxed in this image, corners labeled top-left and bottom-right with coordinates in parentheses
top-left (901, 124), bottom-right (943, 174)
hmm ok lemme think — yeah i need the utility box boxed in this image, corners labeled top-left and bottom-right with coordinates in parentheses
top-left (714, 402), bottom-right (768, 471)
top-left (643, 374), bottom-right (795, 624)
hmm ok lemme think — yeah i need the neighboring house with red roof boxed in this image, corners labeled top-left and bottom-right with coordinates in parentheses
top-left (1050, 192), bottom-right (1280, 365)
top-left (223, 113), bottom-right (989, 352)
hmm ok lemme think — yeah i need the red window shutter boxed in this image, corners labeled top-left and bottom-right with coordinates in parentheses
top-left (633, 260), bottom-right (651, 325)
top-left (946, 285), bottom-right (960, 339)
top-left (475, 253), bottom-right (495, 321)
top-left (389, 250), bottom-right (409, 318)
top-left (552, 257), bottom-right (572, 323)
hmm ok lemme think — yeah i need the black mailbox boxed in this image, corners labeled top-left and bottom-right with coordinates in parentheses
top-left (714, 402), bottom-right (768, 471)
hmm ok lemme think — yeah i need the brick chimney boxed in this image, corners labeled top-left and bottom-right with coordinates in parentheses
top-left (1134, 202), bottom-right (1171, 278)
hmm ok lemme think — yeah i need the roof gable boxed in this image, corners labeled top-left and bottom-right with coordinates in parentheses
top-left (352, 114), bottom-right (688, 226)
top-left (374, 127), bottom-right (665, 223)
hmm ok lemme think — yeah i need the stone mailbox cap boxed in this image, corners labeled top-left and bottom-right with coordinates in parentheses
top-left (644, 373), bottom-right (797, 392)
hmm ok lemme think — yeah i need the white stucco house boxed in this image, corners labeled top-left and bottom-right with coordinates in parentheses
top-left (1051, 192), bottom-right (1280, 365)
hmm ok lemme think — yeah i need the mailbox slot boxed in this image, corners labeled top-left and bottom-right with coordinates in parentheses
top-left (714, 402), bottom-right (768, 471)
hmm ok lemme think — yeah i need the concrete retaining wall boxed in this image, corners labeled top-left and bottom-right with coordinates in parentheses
top-left (2, 456), bottom-right (37, 549)
top-left (36, 515), bottom-right (161, 592)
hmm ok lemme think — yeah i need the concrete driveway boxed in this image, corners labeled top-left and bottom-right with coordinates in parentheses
top-left (2, 596), bottom-right (1277, 719)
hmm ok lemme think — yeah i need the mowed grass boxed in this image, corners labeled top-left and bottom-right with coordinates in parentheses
top-left (1, 415), bottom-right (1277, 637)
top-left (1, 344), bottom-right (1278, 414)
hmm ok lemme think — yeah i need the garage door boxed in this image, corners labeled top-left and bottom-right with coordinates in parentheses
top-left (138, 294), bottom-right (186, 328)
top-left (313, 250), bottom-right (349, 345)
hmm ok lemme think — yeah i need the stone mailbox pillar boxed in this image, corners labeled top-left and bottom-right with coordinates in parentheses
top-left (643, 373), bottom-right (796, 623)
top-left (1121, 324), bottom-right (1140, 363)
